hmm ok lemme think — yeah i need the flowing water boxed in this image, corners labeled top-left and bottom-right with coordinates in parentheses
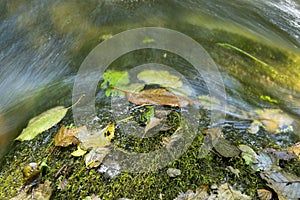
top-left (0, 0), bottom-right (300, 157)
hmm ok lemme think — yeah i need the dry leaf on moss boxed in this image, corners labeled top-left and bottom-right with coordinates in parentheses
top-left (70, 123), bottom-right (115, 168)
top-left (262, 170), bottom-right (300, 199)
top-left (54, 126), bottom-right (82, 147)
top-left (174, 185), bottom-right (209, 200)
top-left (213, 183), bottom-right (251, 200)
top-left (257, 189), bottom-right (272, 200)
top-left (239, 145), bottom-right (300, 199)
top-left (167, 168), bottom-right (181, 178)
top-left (286, 142), bottom-right (300, 157)
top-left (144, 117), bottom-right (163, 134)
top-left (84, 147), bottom-right (110, 169)
top-left (78, 123), bottom-right (114, 150)
top-left (71, 145), bottom-right (87, 157)
top-left (11, 180), bottom-right (52, 200)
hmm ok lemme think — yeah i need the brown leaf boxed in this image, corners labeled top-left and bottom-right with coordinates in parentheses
top-left (54, 126), bottom-right (80, 147)
top-left (214, 138), bottom-right (241, 157)
top-left (162, 127), bottom-right (182, 149)
top-left (84, 147), bottom-right (110, 169)
top-left (286, 142), bottom-right (300, 157)
top-left (257, 189), bottom-right (272, 200)
top-left (11, 180), bottom-right (52, 200)
top-left (114, 87), bottom-right (194, 107)
top-left (203, 128), bottom-right (240, 158)
top-left (216, 183), bottom-right (251, 200)
top-left (174, 185), bottom-right (209, 200)
top-left (144, 117), bottom-right (163, 134)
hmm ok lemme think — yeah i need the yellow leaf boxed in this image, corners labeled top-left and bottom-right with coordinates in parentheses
top-left (71, 145), bottom-right (87, 157)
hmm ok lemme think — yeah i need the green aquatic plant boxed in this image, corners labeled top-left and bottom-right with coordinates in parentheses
top-left (217, 43), bottom-right (271, 67)
top-left (260, 95), bottom-right (278, 104)
top-left (100, 70), bottom-right (130, 97)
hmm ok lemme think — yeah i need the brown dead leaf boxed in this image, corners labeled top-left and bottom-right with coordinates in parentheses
top-left (11, 180), bottom-right (52, 200)
top-left (114, 87), bottom-right (194, 107)
top-left (213, 183), bottom-right (251, 200)
top-left (257, 189), bottom-right (272, 200)
top-left (144, 117), bottom-right (163, 135)
top-left (174, 185), bottom-right (209, 200)
top-left (54, 126), bottom-right (81, 147)
top-left (202, 128), bottom-right (240, 158)
top-left (286, 142), bottom-right (300, 157)
top-left (84, 147), bottom-right (110, 169)
top-left (162, 127), bottom-right (182, 149)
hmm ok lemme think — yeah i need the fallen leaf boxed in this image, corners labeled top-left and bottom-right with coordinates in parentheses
top-left (16, 96), bottom-right (84, 141)
top-left (257, 189), bottom-right (272, 200)
top-left (70, 123), bottom-right (114, 169)
top-left (137, 70), bottom-right (182, 89)
top-left (142, 37), bottom-right (155, 43)
top-left (100, 70), bottom-right (130, 97)
top-left (239, 145), bottom-right (300, 199)
top-left (29, 180), bottom-right (53, 200)
top-left (173, 185), bottom-right (209, 200)
top-left (84, 147), bottom-right (110, 169)
top-left (239, 144), bottom-right (258, 167)
top-left (214, 138), bottom-right (241, 158)
top-left (78, 123), bottom-right (114, 150)
top-left (71, 145), bottom-right (87, 157)
top-left (286, 142), bottom-right (300, 158)
top-left (154, 109), bottom-right (171, 118)
top-left (202, 128), bottom-right (240, 158)
top-left (144, 117), bottom-right (163, 135)
top-left (57, 177), bottom-right (68, 191)
top-left (214, 183), bottom-right (251, 200)
top-left (264, 148), bottom-right (297, 161)
top-left (162, 127), bottom-right (182, 149)
top-left (248, 120), bottom-right (262, 134)
top-left (11, 180), bottom-right (52, 200)
top-left (226, 166), bottom-right (240, 178)
top-left (98, 159), bottom-right (121, 179)
top-left (262, 170), bottom-right (300, 199)
top-left (54, 126), bottom-right (80, 147)
top-left (113, 87), bottom-right (194, 107)
top-left (15, 106), bottom-right (69, 141)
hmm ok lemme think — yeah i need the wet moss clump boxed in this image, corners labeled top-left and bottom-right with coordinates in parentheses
top-left (0, 105), bottom-right (269, 199)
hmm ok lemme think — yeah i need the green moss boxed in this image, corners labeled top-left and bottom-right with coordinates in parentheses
top-left (1, 26), bottom-right (299, 199)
